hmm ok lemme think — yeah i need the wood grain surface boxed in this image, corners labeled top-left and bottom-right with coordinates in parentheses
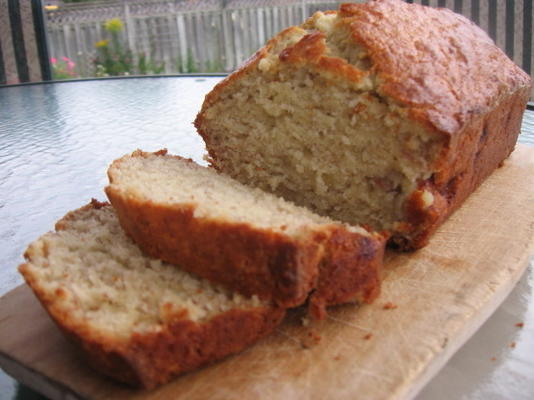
top-left (1, 145), bottom-right (533, 400)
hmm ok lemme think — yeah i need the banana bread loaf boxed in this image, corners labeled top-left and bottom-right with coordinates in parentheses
top-left (194, 0), bottom-right (532, 250)
top-left (19, 200), bottom-right (285, 388)
top-left (105, 150), bottom-right (385, 319)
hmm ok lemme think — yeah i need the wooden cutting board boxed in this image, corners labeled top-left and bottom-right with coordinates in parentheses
top-left (1, 145), bottom-right (533, 400)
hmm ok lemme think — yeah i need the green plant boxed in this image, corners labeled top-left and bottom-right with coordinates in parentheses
top-left (93, 18), bottom-right (166, 77)
top-left (137, 52), bottom-right (165, 75)
top-left (176, 50), bottom-right (198, 73)
top-left (205, 59), bottom-right (223, 73)
top-left (93, 38), bottom-right (133, 76)
top-left (93, 19), bottom-right (133, 77)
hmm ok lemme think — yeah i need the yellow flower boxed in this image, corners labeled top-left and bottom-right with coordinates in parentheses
top-left (95, 39), bottom-right (109, 49)
top-left (105, 18), bottom-right (124, 33)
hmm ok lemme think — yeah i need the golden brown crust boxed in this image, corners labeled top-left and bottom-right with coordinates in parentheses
top-left (19, 202), bottom-right (285, 389)
top-left (393, 88), bottom-right (531, 250)
top-left (61, 306), bottom-right (284, 389)
top-left (309, 228), bottom-right (385, 320)
top-left (105, 186), bottom-right (322, 308)
top-left (338, 1), bottom-right (531, 134)
top-left (23, 268), bottom-right (284, 388)
top-left (195, 0), bottom-right (532, 251)
top-left (106, 151), bottom-right (385, 318)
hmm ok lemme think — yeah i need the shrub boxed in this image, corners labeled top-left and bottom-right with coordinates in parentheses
top-left (93, 18), bottom-right (165, 77)
top-left (175, 50), bottom-right (198, 73)
top-left (93, 20), bottom-right (133, 76)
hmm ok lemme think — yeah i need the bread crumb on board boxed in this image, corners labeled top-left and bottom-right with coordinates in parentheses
top-left (383, 302), bottom-right (398, 310)
top-left (363, 333), bottom-right (373, 340)
top-left (510, 342), bottom-right (516, 349)
top-left (301, 330), bottom-right (321, 349)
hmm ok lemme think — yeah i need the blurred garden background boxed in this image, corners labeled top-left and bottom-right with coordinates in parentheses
top-left (42, 0), bottom-right (533, 87)
top-left (44, 0), bottom-right (345, 79)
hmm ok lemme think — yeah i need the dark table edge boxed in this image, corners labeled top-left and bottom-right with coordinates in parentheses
top-left (0, 73), bottom-right (229, 89)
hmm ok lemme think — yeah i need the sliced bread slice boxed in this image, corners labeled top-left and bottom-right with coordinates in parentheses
top-left (105, 150), bottom-right (386, 319)
top-left (19, 200), bottom-right (284, 389)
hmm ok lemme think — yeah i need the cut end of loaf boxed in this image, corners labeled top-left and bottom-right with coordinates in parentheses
top-left (195, 9), bottom-right (445, 234)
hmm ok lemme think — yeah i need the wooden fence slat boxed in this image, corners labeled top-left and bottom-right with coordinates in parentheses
top-left (246, 8), bottom-right (253, 59)
top-left (272, 6), bottom-right (279, 36)
top-left (53, 27), bottom-right (62, 62)
top-left (281, 6), bottom-right (288, 29)
top-left (301, 1), bottom-right (307, 20)
top-left (123, 1), bottom-right (136, 55)
top-left (287, 5), bottom-right (293, 27)
top-left (194, 13), bottom-right (204, 70)
top-left (47, 30), bottom-right (56, 61)
top-left (184, 12), bottom-right (197, 70)
top-left (263, 6), bottom-right (272, 40)
top-left (150, 18), bottom-right (159, 62)
top-left (233, 10), bottom-right (244, 69)
top-left (82, 24), bottom-right (94, 75)
top-left (62, 25), bottom-right (71, 62)
top-left (214, 11), bottom-right (223, 69)
top-left (73, 23), bottom-right (83, 75)
top-left (248, 7), bottom-right (258, 56)
top-left (488, 0), bottom-right (497, 40)
top-left (166, 15), bottom-right (178, 69)
top-left (193, 13), bottom-right (205, 70)
top-left (221, 8), bottom-right (233, 71)
top-left (510, 0), bottom-right (521, 70)
top-left (496, 0), bottom-right (507, 53)
top-left (257, 8), bottom-right (265, 46)
top-left (470, 0), bottom-right (480, 24)
top-left (204, 12), bottom-right (212, 70)
top-left (203, 11), bottom-right (213, 69)
top-left (176, 13), bottom-right (187, 72)
top-left (139, 18), bottom-right (151, 62)
top-left (160, 16), bottom-right (172, 73)
top-left (505, 0), bottom-right (515, 60)
top-left (207, 11), bottom-right (215, 68)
